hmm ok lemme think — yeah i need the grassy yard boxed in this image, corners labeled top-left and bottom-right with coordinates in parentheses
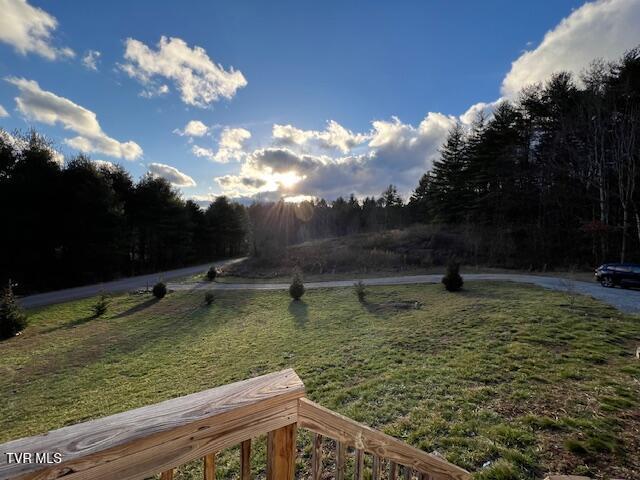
top-left (1, 282), bottom-right (639, 479)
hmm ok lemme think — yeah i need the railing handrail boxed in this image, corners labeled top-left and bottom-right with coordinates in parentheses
top-left (0, 369), bottom-right (304, 480)
top-left (0, 369), bottom-right (472, 480)
top-left (298, 398), bottom-right (470, 480)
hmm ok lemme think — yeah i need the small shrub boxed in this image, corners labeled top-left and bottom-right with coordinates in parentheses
top-left (206, 266), bottom-right (217, 281)
top-left (204, 291), bottom-right (215, 305)
top-left (442, 262), bottom-right (463, 292)
top-left (152, 282), bottom-right (167, 299)
top-left (0, 282), bottom-right (27, 340)
top-left (289, 271), bottom-right (305, 301)
top-left (354, 280), bottom-right (367, 302)
top-left (92, 293), bottom-right (109, 317)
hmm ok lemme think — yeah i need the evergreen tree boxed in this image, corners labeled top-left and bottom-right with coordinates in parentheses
top-left (429, 123), bottom-right (472, 223)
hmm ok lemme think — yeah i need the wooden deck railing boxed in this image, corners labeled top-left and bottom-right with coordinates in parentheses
top-left (0, 369), bottom-right (470, 480)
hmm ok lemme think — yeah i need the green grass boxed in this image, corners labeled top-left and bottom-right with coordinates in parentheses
top-left (1, 282), bottom-right (639, 479)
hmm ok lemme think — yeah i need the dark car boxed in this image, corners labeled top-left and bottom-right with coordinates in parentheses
top-left (595, 263), bottom-right (640, 288)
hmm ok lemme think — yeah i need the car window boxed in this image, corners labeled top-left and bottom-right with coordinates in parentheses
top-left (612, 266), bottom-right (630, 272)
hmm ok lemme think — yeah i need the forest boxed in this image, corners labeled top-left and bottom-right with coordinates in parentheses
top-left (0, 137), bottom-right (246, 293)
top-left (250, 48), bottom-right (640, 268)
top-left (1, 48), bottom-right (639, 293)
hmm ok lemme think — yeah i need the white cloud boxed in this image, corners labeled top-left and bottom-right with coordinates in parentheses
top-left (192, 127), bottom-right (251, 163)
top-left (502, 0), bottom-right (640, 97)
top-left (211, 0), bottom-right (640, 203)
top-left (121, 36), bottom-right (247, 107)
top-left (459, 99), bottom-right (503, 126)
top-left (214, 127), bottom-right (251, 163)
top-left (174, 120), bottom-right (209, 137)
top-left (81, 50), bottom-right (101, 71)
top-left (192, 145), bottom-right (216, 159)
top-left (139, 84), bottom-right (169, 98)
top-left (0, 104), bottom-right (8, 117)
top-left (273, 120), bottom-right (370, 153)
top-left (219, 127), bottom-right (251, 150)
top-left (213, 112), bottom-right (456, 201)
top-left (148, 162), bottom-right (196, 187)
top-left (92, 159), bottom-right (116, 171)
top-left (0, 0), bottom-right (74, 60)
top-left (6, 77), bottom-right (143, 160)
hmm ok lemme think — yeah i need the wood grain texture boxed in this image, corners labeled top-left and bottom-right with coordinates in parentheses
top-left (372, 456), bottom-right (381, 480)
top-left (298, 398), bottom-right (471, 480)
top-left (390, 461), bottom-right (398, 480)
top-left (160, 470), bottom-right (173, 480)
top-left (354, 449), bottom-right (364, 480)
top-left (203, 453), bottom-right (216, 480)
top-left (240, 440), bottom-right (251, 480)
top-left (0, 370), bottom-right (303, 480)
top-left (403, 466), bottom-right (412, 480)
top-left (336, 441), bottom-right (346, 480)
top-left (266, 424), bottom-right (296, 480)
top-left (311, 433), bottom-right (322, 480)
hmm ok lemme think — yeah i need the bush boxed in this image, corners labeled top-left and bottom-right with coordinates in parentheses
top-left (92, 293), bottom-right (109, 317)
top-left (0, 282), bottom-right (27, 340)
top-left (442, 262), bottom-right (463, 292)
top-left (152, 282), bottom-right (167, 299)
top-left (289, 271), bottom-right (305, 301)
top-left (206, 266), bottom-right (217, 281)
top-left (354, 280), bottom-right (367, 302)
top-left (204, 291), bottom-right (215, 305)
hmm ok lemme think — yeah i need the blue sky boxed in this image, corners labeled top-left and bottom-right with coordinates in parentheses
top-left (1, 0), bottom-right (638, 204)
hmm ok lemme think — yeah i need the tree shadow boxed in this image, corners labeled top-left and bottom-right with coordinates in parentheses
top-left (288, 300), bottom-right (308, 328)
top-left (112, 298), bottom-right (159, 319)
top-left (40, 315), bottom-right (95, 333)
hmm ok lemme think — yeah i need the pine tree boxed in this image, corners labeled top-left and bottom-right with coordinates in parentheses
top-left (408, 173), bottom-right (433, 222)
top-left (0, 281), bottom-right (27, 340)
top-left (429, 123), bottom-right (472, 223)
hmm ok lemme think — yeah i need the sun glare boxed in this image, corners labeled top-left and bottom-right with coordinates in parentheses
top-left (275, 171), bottom-right (303, 189)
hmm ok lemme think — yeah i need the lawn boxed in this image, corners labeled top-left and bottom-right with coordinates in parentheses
top-left (1, 282), bottom-right (639, 479)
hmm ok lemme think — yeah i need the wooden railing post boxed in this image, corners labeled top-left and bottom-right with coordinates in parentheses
top-left (204, 453), bottom-right (216, 480)
top-left (160, 470), bottom-right (174, 480)
top-left (311, 433), bottom-right (323, 480)
top-left (267, 424), bottom-right (297, 480)
top-left (241, 440), bottom-right (252, 480)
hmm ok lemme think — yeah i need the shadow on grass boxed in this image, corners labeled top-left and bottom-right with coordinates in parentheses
top-left (288, 300), bottom-right (308, 327)
top-left (39, 315), bottom-right (95, 333)
top-left (112, 298), bottom-right (159, 319)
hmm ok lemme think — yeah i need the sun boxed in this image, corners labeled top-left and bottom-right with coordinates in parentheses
top-left (276, 171), bottom-right (302, 189)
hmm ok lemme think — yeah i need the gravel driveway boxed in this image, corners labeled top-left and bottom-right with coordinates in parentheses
top-left (169, 273), bottom-right (640, 314)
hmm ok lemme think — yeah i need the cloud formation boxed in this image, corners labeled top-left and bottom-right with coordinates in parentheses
top-left (148, 162), bottom-right (196, 187)
top-left (0, 104), bottom-right (8, 118)
top-left (502, 0), bottom-right (640, 96)
top-left (121, 36), bottom-right (247, 107)
top-left (214, 112), bottom-right (455, 201)
top-left (174, 120), bottom-right (209, 137)
top-left (6, 77), bottom-right (143, 160)
top-left (273, 120), bottom-right (369, 153)
top-left (0, 0), bottom-right (74, 60)
top-left (81, 50), bottom-right (101, 71)
top-left (192, 127), bottom-right (251, 163)
top-left (92, 159), bottom-right (116, 171)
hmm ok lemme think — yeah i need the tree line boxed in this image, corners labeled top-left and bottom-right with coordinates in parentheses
top-left (250, 48), bottom-right (640, 268)
top-left (0, 133), bottom-right (247, 293)
top-left (2, 47), bottom-right (639, 292)
top-left (411, 47), bottom-right (640, 267)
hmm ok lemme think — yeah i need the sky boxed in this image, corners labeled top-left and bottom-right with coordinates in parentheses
top-left (0, 0), bottom-right (639, 205)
